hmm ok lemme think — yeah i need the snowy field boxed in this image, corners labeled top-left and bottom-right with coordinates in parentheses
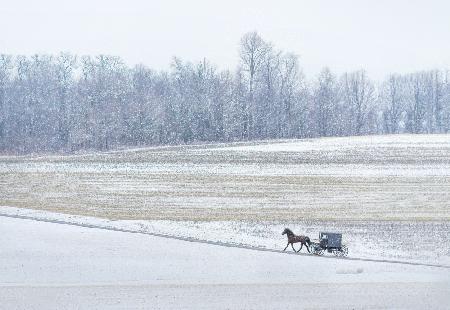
top-left (1, 215), bottom-right (449, 309)
top-left (1, 134), bottom-right (450, 264)
top-left (1, 134), bottom-right (450, 308)
top-left (1, 134), bottom-right (450, 222)
top-left (1, 206), bottom-right (449, 267)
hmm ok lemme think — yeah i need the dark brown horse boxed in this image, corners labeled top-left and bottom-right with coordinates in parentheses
top-left (282, 228), bottom-right (311, 253)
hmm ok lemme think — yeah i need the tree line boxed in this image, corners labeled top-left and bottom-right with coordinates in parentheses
top-left (0, 32), bottom-right (449, 154)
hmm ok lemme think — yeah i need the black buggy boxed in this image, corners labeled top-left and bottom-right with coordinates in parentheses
top-left (310, 232), bottom-right (348, 257)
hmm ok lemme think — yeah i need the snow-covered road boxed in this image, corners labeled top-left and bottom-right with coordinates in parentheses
top-left (1, 216), bottom-right (449, 309)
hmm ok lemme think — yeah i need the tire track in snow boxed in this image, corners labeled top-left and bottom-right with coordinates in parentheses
top-left (1, 212), bottom-right (449, 270)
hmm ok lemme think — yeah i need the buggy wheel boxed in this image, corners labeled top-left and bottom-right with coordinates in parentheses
top-left (311, 244), bottom-right (324, 256)
top-left (334, 245), bottom-right (348, 257)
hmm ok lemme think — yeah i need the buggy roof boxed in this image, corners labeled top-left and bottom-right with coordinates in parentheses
top-left (320, 232), bottom-right (342, 236)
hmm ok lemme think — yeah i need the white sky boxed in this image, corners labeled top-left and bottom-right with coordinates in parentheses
top-left (1, 0), bottom-right (449, 80)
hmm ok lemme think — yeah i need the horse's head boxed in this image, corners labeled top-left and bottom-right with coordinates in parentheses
top-left (282, 228), bottom-right (292, 236)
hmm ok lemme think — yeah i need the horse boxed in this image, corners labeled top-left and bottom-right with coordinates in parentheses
top-left (282, 228), bottom-right (311, 253)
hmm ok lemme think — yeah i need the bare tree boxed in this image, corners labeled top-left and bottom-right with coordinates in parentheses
top-left (239, 32), bottom-right (270, 138)
top-left (313, 68), bottom-right (339, 136)
top-left (443, 70), bottom-right (450, 133)
top-left (56, 53), bottom-right (77, 148)
top-left (342, 70), bottom-right (375, 135)
top-left (277, 53), bottom-right (301, 138)
top-left (381, 74), bottom-right (405, 134)
top-left (0, 55), bottom-right (12, 149)
top-left (405, 72), bottom-right (428, 134)
top-left (431, 70), bottom-right (445, 133)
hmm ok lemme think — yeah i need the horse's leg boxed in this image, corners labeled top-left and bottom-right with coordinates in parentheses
top-left (305, 243), bottom-right (310, 253)
top-left (297, 243), bottom-right (303, 252)
top-left (291, 243), bottom-right (297, 252)
top-left (283, 242), bottom-right (289, 251)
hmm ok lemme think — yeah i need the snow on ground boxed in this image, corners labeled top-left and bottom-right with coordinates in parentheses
top-left (1, 215), bottom-right (449, 309)
top-left (1, 134), bottom-right (450, 222)
top-left (2, 206), bottom-right (450, 267)
top-left (1, 134), bottom-right (450, 308)
top-left (215, 134), bottom-right (450, 152)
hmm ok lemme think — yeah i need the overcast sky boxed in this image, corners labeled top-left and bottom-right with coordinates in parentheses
top-left (1, 0), bottom-right (449, 80)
